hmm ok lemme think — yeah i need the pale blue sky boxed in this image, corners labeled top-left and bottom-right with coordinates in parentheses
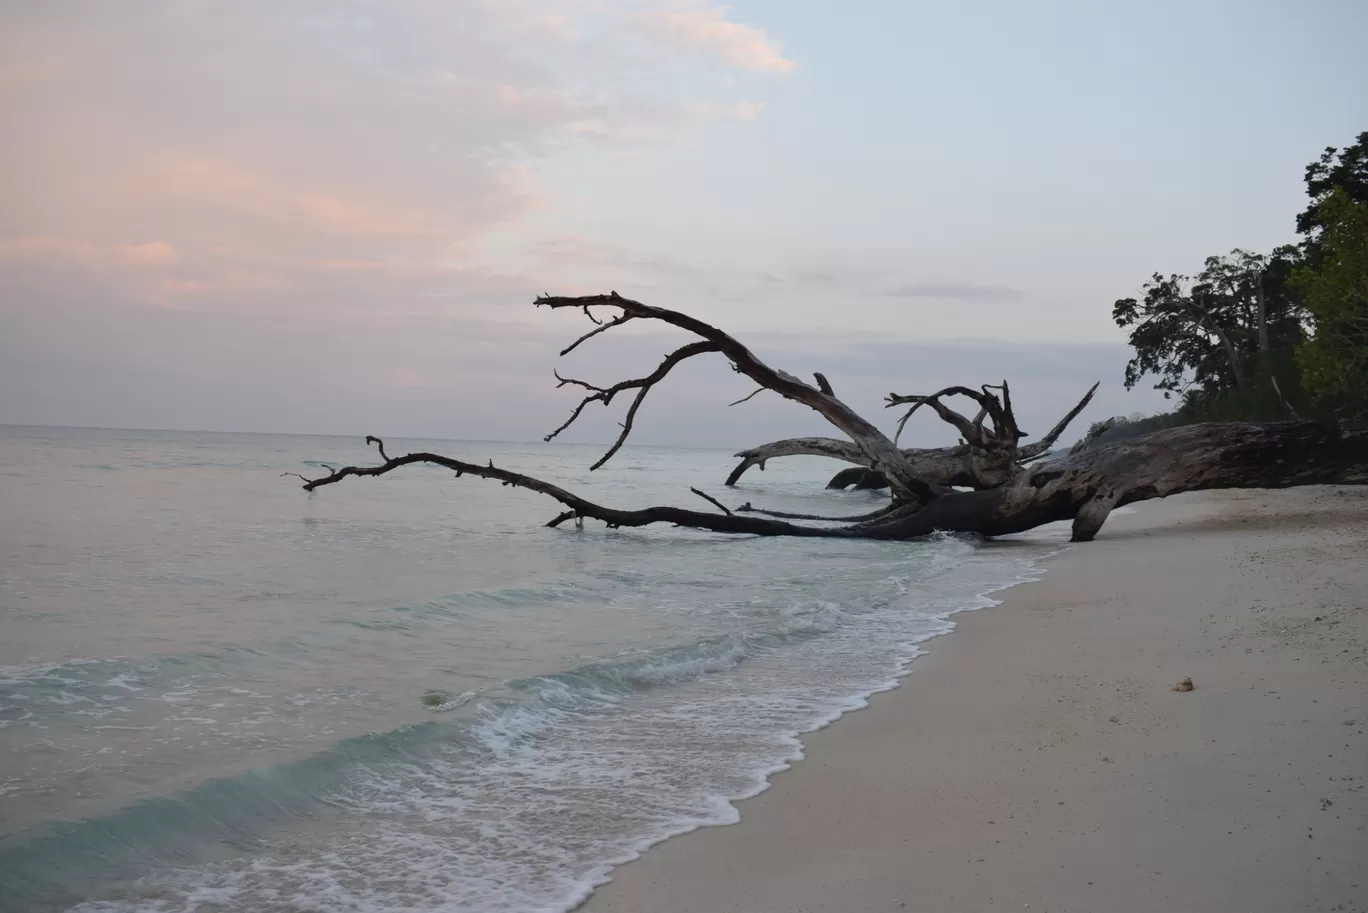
top-left (2, 1), bottom-right (1365, 447)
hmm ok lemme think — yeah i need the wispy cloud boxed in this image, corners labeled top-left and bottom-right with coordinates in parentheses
top-left (0, 54), bottom-right (70, 96)
top-left (0, 1), bottom-right (786, 313)
top-left (754, 269), bottom-right (1023, 302)
top-left (0, 237), bottom-right (179, 268)
top-left (641, 5), bottom-right (796, 74)
top-left (884, 282), bottom-right (1022, 300)
top-left (690, 99), bottom-right (768, 122)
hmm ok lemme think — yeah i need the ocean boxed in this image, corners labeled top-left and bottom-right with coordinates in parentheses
top-left (0, 425), bottom-right (1065, 912)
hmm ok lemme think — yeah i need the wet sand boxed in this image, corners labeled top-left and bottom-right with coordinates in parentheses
top-left (584, 487), bottom-right (1368, 913)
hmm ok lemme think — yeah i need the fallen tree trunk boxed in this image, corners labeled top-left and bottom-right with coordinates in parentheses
top-left (724, 437), bottom-right (870, 485)
top-left (294, 420), bottom-right (1367, 542)
top-left (854, 420), bottom-right (1368, 541)
top-left (825, 466), bottom-right (889, 490)
top-left (289, 294), bottom-right (1368, 543)
top-left (726, 383), bottom-right (1098, 490)
top-left (289, 443), bottom-right (854, 537)
top-left (724, 439), bottom-right (1015, 490)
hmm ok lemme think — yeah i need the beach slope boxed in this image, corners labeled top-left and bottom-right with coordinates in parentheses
top-left (584, 487), bottom-right (1368, 913)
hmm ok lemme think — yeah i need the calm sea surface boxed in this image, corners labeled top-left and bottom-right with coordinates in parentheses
top-left (0, 426), bottom-right (1063, 912)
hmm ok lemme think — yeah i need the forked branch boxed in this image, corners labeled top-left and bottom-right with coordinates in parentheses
top-left (294, 438), bottom-right (849, 537)
top-left (536, 292), bottom-right (939, 504)
top-left (546, 340), bottom-right (720, 469)
top-left (726, 382), bottom-right (1098, 489)
top-left (1017, 382), bottom-right (1099, 460)
top-left (886, 384), bottom-right (1014, 448)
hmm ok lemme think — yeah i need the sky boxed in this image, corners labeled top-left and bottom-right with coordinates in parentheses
top-left (2, 0), bottom-right (1365, 450)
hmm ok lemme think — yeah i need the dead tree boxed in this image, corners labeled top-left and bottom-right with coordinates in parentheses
top-left (724, 382), bottom-right (1099, 491)
top-left (290, 293), bottom-right (1368, 542)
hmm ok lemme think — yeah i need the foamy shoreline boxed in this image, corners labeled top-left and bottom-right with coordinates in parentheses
top-left (583, 486), bottom-right (1368, 913)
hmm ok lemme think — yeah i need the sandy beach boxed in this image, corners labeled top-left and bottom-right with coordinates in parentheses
top-left (584, 487), bottom-right (1368, 913)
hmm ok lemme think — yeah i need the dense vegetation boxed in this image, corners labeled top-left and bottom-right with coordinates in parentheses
top-left (1112, 130), bottom-right (1368, 430)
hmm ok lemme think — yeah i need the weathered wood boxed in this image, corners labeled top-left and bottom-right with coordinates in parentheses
top-left (727, 440), bottom-right (1016, 490)
top-left (294, 439), bottom-right (853, 537)
top-left (294, 421), bottom-right (1367, 542)
top-left (856, 420), bottom-right (1368, 542)
top-left (826, 467), bottom-right (890, 490)
top-left (726, 384), bottom-right (1097, 489)
top-left (292, 294), bottom-right (1368, 544)
top-left (725, 437), bottom-right (868, 487)
top-left (535, 293), bottom-right (938, 504)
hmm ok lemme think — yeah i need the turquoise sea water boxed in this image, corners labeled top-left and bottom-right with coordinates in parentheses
top-left (0, 426), bottom-right (1062, 912)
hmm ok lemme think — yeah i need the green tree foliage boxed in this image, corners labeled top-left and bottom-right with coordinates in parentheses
top-left (1294, 188), bottom-right (1368, 416)
top-left (1111, 129), bottom-right (1367, 424)
top-left (1112, 247), bottom-right (1303, 402)
top-left (1297, 130), bottom-right (1368, 266)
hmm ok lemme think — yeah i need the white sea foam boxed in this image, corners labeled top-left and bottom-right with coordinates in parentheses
top-left (65, 534), bottom-right (1064, 913)
top-left (5, 428), bottom-right (1077, 913)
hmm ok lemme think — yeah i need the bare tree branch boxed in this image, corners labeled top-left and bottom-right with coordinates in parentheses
top-left (970, 403), bottom-right (991, 440)
top-left (546, 341), bottom-right (720, 469)
top-left (293, 438), bottom-right (851, 537)
top-left (725, 437), bottom-right (869, 486)
top-left (1017, 382), bottom-right (1100, 460)
top-left (689, 488), bottom-right (732, 515)
top-left (888, 391), bottom-right (978, 446)
top-left (997, 379), bottom-right (1017, 438)
top-left (729, 386), bottom-right (768, 407)
top-left (296, 422), bottom-right (1368, 544)
top-left (364, 435), bottom-right (390, 461)
top-left (735, 502), bottom-right (904, 523)
top-left (825, 466), bottom-right (891, 490)
top-left (886, 385), bottom-right (1017, 447)
top-left (291, 295), bottom-right (1367, 548)
top-left (729, 382), bottom-right (1100, 489)
top-left (1070, 418), bottom-right (1116, 455)
top-left (559, 312), bottom-right (633, 357)
top-left (724, 438), bottom-right (1019, 490)
top-left (534, 292), bottom-right (940, 504)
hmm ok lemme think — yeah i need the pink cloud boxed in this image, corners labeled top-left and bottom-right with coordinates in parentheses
top-left (0, 236), bottom-right (179, 268)
top-left (156, 277), bottom-right (208, 296)
top-left (389, 367), bottom-right (424, 388)
top-left (303, 258), bottom-right (393, 272)
top-left (0, 1), bottom-right (795, 332)
top-left (643, 6), bottom-right (796, 74)
top-left (690, 99), bottom-right (767, 122)
top-left (163, 159), bottom-right (441, 241)
top-left (0, 55), bottom-right (70, 96)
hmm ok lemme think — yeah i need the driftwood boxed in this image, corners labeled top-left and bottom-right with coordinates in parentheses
top-left (825, 466), bottom-right (890, 490)
top-left (726, 383), bottom-right (1099, 490)
top-left (724, 438), bottom-right (1014, 490)
top-left (291, 293), bottom-right (1368, 542)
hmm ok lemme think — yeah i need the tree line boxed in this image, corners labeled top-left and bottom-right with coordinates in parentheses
top-left (1114, 130), bottom-right (1367, 426)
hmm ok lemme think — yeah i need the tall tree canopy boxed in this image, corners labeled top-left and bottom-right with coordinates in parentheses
top-left (1110, 130), bottom-right (1368, 420)
top-left (1295, 188), bottom-right (1368, 417)
top-left (1112, 247), bottom-right (1303, 400)
top-left (1297, 130), bottom-right (1368, 265)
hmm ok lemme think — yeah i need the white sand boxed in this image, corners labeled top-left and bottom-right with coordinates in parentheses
top-left (583, 488), bottom-right (1368, 913)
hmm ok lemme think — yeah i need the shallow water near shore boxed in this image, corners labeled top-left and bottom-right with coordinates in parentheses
top-left (0, 426), bottom-right (1064, 912)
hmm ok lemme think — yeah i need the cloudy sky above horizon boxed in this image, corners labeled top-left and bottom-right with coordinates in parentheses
top-left (3, 1), bottom-right (1365, 450)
